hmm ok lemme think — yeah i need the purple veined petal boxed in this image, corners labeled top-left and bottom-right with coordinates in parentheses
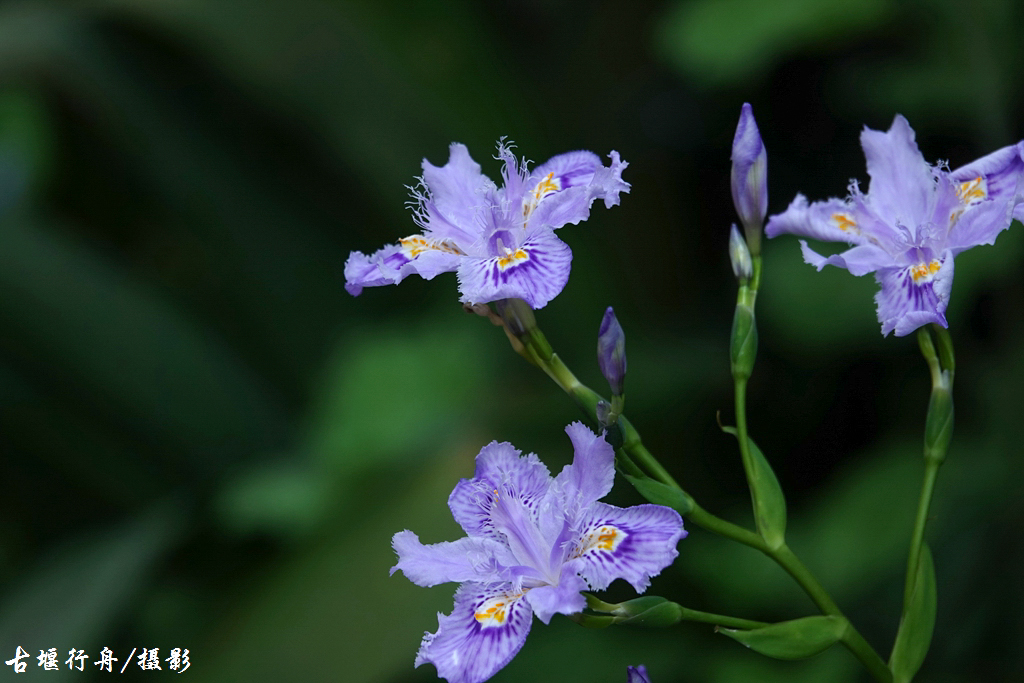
top-left (765, 194), bottom-right (869, 246)
top-left (418, 143), bottom-right (495, 245)
top-left (391, 531), bottom-right (518, 587)
top-left (627, 665), bottom-right (652, 683)
top-left (522, 568), bottom-right (587, 624)
top-left (344, 241), bottom-right (463, 296)
top-left (456, 229), bottom-right (573, 309)
top-left (859, 115), bottom-right (935, 227)
top-left (416, 582), bottom-right (533, 683)
top-left (949, 140), bottom-right (1024, 214)
top-left (874, 249), bottom-right (954, 337)
top-left (566, 505), bottom-right (683, 591)
top-left (449, 441), bottom-right (552, 541)
top-left (798, 240), bottom-right (896, 276)
top-left (551, 422), bottom-right (615, 517)
top-left (568, 502), bottom-right (685, 593)
top-left (525, 151), bottom-right (630, 231)
top-left (946, 141), bottom-right (1024, 252)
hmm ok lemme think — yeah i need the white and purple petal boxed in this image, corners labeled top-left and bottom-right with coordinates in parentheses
top-left (946, 141), bottom-right (1024, 252)
top-left (874, 250), bottom-right (954, 337)
top-left (569, 502), bottom-right (685, 593)
top-left (418, 143), bottom-right (495, 245)
top-left (950, 140), bottom-right (1024, 221)
top-left (448, 441), bottom-right (551, 541)
top-left (344, 242), bottom-right (462, 296)
top-left (525, 151), bottom-right (630, 231)
top-left (415, 582), bottom-right (533, 683)
top-left (765, 195), bottom-right (868, 246)
top-left (391, 531), bottom-right (517, 587)
top-left (798, 240), bottom-right (896, 276)
top-left (522, 569), bottom-right (587, 624)
top-left (860, 115), bottom-right (935, 227)
top-left (551, 422), bottom-right (615, 516)
top-left (456, 229), bottom-right (573, 309)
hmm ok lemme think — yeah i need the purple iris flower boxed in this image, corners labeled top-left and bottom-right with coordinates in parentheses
top-left (345, 141), bottom-right (629, 309)
top-left (766, 115), bottom-right (1024, 336)
top-left (391, 423), bottom-right (685, 683)
top-left (627, 665), bottom-right (652, 683)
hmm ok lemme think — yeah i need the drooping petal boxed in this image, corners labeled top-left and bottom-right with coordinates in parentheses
top-left (860, 115), bottom-right (935, 227)
top-left (456, 229), bottom-right (573, 309)
top-left (525, 151), bottom-right (630, 231)
top-left (946, 141), bottom-right (1024, 252)
top-left (344, 242), bottom-right (462, 296)
top-left (950, 140), bottom-right (1024, 218)
top-left (416, 582), bottom-right (533, 683)
top-left (765, 195), bottom-right (868, 246)
top-left (449, 441), bottom-right (551, 541)
top-left (418, 143), bottom-right (495, 245)
top-left (874, 250), bottom-right (954, 336)
top-left (551, 422), bottom-right (615, 516)
top-left (391, 531), bottom-right (517, 587)
top-left (569, 502), bottom-right (685, 593)
top-left (523, 569), bottom-right (587, 624)
top-left (798, 240), bottom-right (896, 276)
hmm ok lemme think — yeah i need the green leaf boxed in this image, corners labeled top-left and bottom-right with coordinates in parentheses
top-left (890, 544), bottom-right (937, 682)
top-left (610, 596), bottom-right (683, 628)
top-left (622, 473), bottom-right (694, 515)
top-left (719, 615), bottom-right (848, 660)
top-left (722, 426), bottom-right (787, 547)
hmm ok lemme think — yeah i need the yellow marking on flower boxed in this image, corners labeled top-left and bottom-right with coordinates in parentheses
top-left (832, 213), bottom-right (858, 233)
top-left (573, 525), bottom-right (626, 557)
top-left (497, 248), bottom-right (529, 269)
top-left (522, 172), bottom-right (563, 221)
top-left (910, 260), bottom-right (941, 283)
top-left (399, 236), bottom-right (464, 258)
top-left (956, 176), bottom-right (987, 204)
top-left (474, 593), bottom-right (523, 628)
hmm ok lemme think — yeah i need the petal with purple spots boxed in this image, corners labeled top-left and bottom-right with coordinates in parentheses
top-left (415, 582), bottom-right (533, 683)
top-left (874, 250), bottom-right (954, 337)
top-left (456, 229), bottom-right (572, 309)
top-left (569, 502), bottom-right (686, 593)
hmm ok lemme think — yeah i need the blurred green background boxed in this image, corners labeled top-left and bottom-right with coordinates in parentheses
top-left (0, 0), bottom-right (1021, 681)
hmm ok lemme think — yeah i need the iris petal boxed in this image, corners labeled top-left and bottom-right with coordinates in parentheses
top-left (415, 582), bottom-right (533, 683)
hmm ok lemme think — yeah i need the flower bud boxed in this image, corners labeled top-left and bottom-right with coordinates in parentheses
top-left (731, 103), bottom-right (767, 255)
top-left (627, 665), bottom-right (652, 683)
top-left (729, 224), bottom-right (753, 282)
top-left (597, 307), bottom-right (627, 396)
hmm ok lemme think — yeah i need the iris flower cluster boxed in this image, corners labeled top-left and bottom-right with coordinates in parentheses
top-left (344, 110), bottom-right (1024, 683)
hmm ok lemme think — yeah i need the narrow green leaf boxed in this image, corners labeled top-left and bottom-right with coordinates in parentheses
top-left (622, 473), bottom-right (694, 515)
top-left (890, 543), bottom-right (937, 682)
top-left (722, 426), bottom-right (787, 546)
top-left (719, 615), bottom-right (847, 660)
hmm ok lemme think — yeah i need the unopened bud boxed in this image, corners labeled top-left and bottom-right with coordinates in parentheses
top-left (729, 224), bottom-right (753, 281)
top-left (731, 103), bottom-right (767, 255)
top-left (597, 307), bottom-right (627, 396)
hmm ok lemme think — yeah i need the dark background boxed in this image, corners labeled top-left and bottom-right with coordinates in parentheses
top-left (0, 0), bottom-right (1021, 681)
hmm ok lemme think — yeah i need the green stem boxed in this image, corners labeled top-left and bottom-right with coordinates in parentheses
top-left (902, 460), bottom-right (941, 603)
top-left (514, 314), bottom-right (891, 681)
top-left (680, 607), bottom-right (768, 631)
top-left (770, 545), bottom-right (892, 682)
top-left (734, 377), bottom-right (757, 510)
